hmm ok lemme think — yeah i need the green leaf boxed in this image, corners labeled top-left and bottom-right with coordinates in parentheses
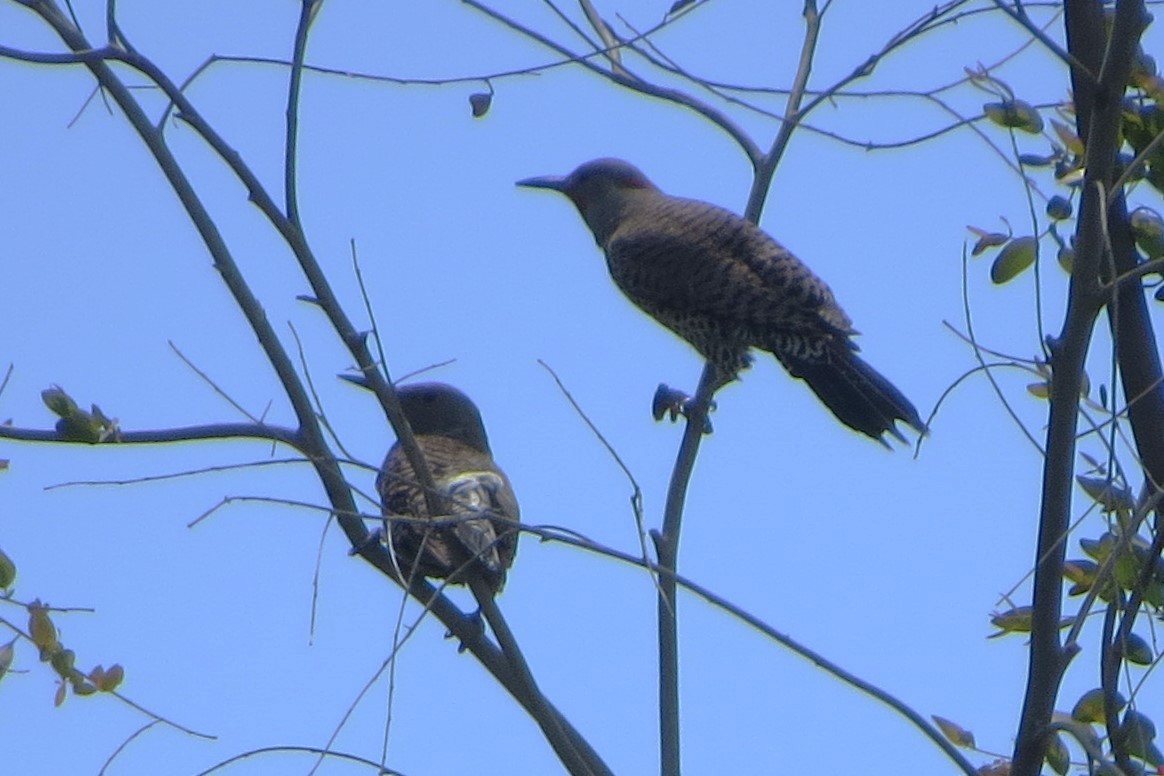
top-left (0, 639), bottom-right (14, 684)
top-left (983, 100), bottom-right (1044, 133)
top-left (40, 385), bottom-right (79, 418)
top-left (1046, 195), bottom-right (1073, 221)
top-left (1046, 732), bottom-right (1070, 775)
top-left (1072, 687), bottom-right (1125, 724)
top-left (1117, 710), bottom-right (1159, 763)
top-left (0, 547), bottom-right (14, 589)
top-left (1131, 208), bottom-right (1164, 258)
top-left (49, 647), bottom-right (75, 679)
top-left (1063, 558), bottom-right (1099, 583)
top-left (1051, 119), bottom-right (1085, 155)
top-left (931, 715), bottom-right (975, 748)
top-left (1027, 381), bottom-right (1050, 399)
top-left (1120, 632), bottom-right (1154, 665)
top-left (1076, 476), bottom-right (1135, 512)
top-left (1080, 533), bottom-right (1116, 561)
top-left (1144, 577), bottom-right (1164, 608)
top-left (991, 236), bottom-right (1038, 284)
top-left (28, 603), bottom-right (57, 651)
top-left (989, 605), bottom-right (1032, 636)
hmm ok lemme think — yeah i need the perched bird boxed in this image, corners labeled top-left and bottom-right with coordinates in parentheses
top-left (517, 158), bottom-right (925, 444)
top-left (376, 383), bottom-right (519, 594)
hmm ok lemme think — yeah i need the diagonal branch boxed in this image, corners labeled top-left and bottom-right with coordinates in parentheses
top-left (7, 4), bottom-right (608, 771)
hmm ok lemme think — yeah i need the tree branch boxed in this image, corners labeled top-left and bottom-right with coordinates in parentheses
top-left (1011, 3), bottom-right (1148, 774)
top-left (9, 4), bottom-right (606, 770)
top-left (0, 421), bottom-right (298, 446)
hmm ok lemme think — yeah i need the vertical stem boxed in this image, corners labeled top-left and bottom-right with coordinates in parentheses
top-left (284, 0), bottom-right (320, 227)
top-left (654, 365), bottom-right (716, 776)
top-left (1011, 3), bottom-right (1146, 774)
top-left (654, 6), bottom-right (821, 772)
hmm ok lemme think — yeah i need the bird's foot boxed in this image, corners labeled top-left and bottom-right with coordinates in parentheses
top-left (652, 383), bottom-right (715, 433)
top-left (446, 608), bottom-right (486, 653)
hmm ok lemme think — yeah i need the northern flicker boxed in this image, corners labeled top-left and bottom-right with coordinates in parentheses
top-left (376, 383), bottom-right (519, 594)
top-left (517, 158), bottom-right (925, 444)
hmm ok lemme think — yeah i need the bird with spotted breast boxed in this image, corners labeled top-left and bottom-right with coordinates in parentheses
top-left (376, 382), bottom-right (519, 594)
top-left (517, 158), bottom-right (925, 445)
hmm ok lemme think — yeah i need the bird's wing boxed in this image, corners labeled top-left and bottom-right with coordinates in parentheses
top-left (441, 470), bottom-right (519, 576)
top-left (378, 437), bottom-right (519, 590)
top-left (607, 199), bottom-right (855, 337)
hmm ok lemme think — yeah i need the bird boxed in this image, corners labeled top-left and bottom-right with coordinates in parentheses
top-left (376, 382), bottom-right (519, 594)
top-left (516, 158), bottom-right (925, 445)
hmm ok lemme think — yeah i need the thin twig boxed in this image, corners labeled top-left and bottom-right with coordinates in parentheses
top-left (169, 340), bottom-right (263, 424)
top-left (537, 360), bottom-right (664, 606)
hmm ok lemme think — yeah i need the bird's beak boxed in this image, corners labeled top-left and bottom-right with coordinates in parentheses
top-left (515, 174), bottom-right (568, 192)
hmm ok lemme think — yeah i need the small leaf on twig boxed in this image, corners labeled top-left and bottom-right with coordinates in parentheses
top-left (976, 759), bottom-right (1010, 775)
top-left (41, 385), bottom-right (120, 442)
top-left (49, 647), bottom-right (75, 679)
top-left (1045, 732), bottom-right (1069, 776)
top-left (1018, 152), bottom-right (1057, 167)
top-left (41, 386), bottom-right (79, 418)
top-left (1051, 119), bottom-right (1085, 156)
top-left (1046, 196), bottom-right (1072, 221)
top-left (1079, 533), bottom-right (1115, 561)
top-left (28, 602), bottom-right (57, 652)
top-left (90, 663), bottom-right (125, 692)
top-left (1115, 710), bottom-right (1161, 765)
top-left (1131, 208), bottom-right (1164, 258)
top-left (932, 715), bottom-right (976, 748)
top-left (1026, 382), bottom-right (1049, 399)
top-left (0, 547), bottom-right (14, 589)
top-left (469, 92), bottom-right (492, 118)
top-left (1120, 632), bottom-right (1153, 665)
top-left (967, 225), bottom-right (1009, 256)
top-left (989, 605), bottom-right (1033, 636)
top-left (1072, 687), bottom-right (1124, 724)
top-left (1076, 476), bottom-right (1135, 513)
top-left (1063, 558), bottom-right (1100, 596)
top-left (984, 100), bottom-right (1044, 134)
top-left (0, 639), bottom-right (14, 684)
top-left (991, 236), bottom-right (1038, 284)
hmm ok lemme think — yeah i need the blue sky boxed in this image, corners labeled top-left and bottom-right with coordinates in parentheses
top-left (2, 1), bottom-right (1161, 774)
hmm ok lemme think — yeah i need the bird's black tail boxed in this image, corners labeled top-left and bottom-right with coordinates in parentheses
top-left (785, 350), bottom-right (925, 445)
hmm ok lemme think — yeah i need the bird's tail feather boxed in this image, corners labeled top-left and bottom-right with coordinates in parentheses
top-left (788, 351), bottom-right (925, 444)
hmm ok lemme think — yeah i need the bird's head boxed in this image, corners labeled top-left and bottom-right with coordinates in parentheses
top-left (396, 382), bottom-right (491, 454)
top-left (517, 158), bottom-right (659, 245)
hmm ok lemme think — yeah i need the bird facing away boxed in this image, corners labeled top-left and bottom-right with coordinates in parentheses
top-left (516, 158), bottom-right (925, 444)
top-left (376, 383), bottom-right (519, 594)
